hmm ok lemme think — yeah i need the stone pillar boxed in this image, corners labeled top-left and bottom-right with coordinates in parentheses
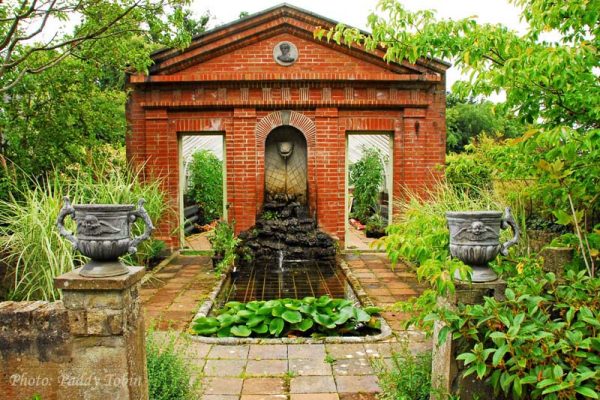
top-left (431, 280), bottom-right (506, 399)
top-left (54, 267), bottom-right (148, 400)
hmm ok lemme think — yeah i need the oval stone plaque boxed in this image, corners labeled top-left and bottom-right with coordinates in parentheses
top-left (273, 41), bottom-right (298, 66)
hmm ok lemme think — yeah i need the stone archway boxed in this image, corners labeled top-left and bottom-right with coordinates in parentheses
top-left (255, 111), bottom-right (317, 213)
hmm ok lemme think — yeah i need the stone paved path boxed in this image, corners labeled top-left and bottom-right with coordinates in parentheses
top-left (142, 255), bottom-right (218, 331)
top-left (141, 252), bottom-right (430, 399)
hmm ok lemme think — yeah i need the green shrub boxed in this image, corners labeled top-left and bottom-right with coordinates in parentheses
top-left (0, 162), bottom-right (168, 301)
top-left (208, 221), bottom-right (239, 274)
top-left (146, 330), bottom-right (199, 400)
top-left (187, 150), bottom-right (223, 224)
top-left (435, 270), bottom-right (600, 400)
top-left (191, 296), bottom-right (381, 338)
top-left (445, 152), bottom-right (493, 194)
top-left (374, 345), bottom-right (433, 400)
top-left (350, 147), bottom-right (385, 222)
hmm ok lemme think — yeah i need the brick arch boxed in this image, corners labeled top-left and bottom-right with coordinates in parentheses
top-left (255, 110), bottom-right (317, 214)
top-left (255, 110), bottom-right (316, 147)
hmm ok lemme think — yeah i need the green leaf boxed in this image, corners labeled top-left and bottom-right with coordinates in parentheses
top-left (553, 209), bottom-right (573, 225)
top-left (492, 344), bottom-right (509, 367)
top-left (252, 323), bottom-right (268, 334)
top-left (230, 325), bottom-right (252, 337)
top-left (295, 318), bottom-right (314, 332)
top-left (269, 317), bottom-right (285, 336)
top-left (313, 313), bottom-right (335, 328)
top-left (282, 310), bottom-right (302, 324)
top-left (575, 386), bottom-right (600, 399)
top-left (246, 315), bottom-right (265, 328)
top-left (354, 308), bottom-right (371, 323)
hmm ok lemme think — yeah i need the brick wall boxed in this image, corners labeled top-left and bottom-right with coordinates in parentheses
top-left (125, 5), bottom-right (448, 248)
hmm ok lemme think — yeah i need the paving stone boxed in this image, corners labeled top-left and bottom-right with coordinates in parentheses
top-left (290, 376), bottom-right (336, 393)
top-left (208, 344), bottom-right (250, 359)
top-left (201, 395), bottom-right (239, 400)
top-left (325, 344), bottom-right (366, 359)
top-left (288, 344), bottom-right (326, 359)
top-left (242, 377), bottom-right (286, 395)
top-left (289, 358), bottom-right (332, 376)
top-left (201, 377), bottom-right (243, 395)
top-left (203, 359), bottom-right (247, 376)
top-left (363, 343), bottom-right (392, 358)
top-left (240, 396), bottom-right (288, 400)
top-left (249, 344), bottom-right (287, 359)
top-left (290, 394), bottom-right (339, 400)
top-left (184, 342), bottom-right (212, 359)
top-left (245, 359), bottom-right (288, 376)
top-left (335, 375), bottom-right (380, 393)
top-left (332, 357), bottom-right (374, 376)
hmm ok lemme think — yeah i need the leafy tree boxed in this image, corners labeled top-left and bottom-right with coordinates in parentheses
top-left (319, 0), bottom-right (599, 274)
top-left (0, 0), bottom-right (198, 92)
top-left (187, 150), bottom-right (223, 224)
top-left (0, 1), bottom-right (210, 198)
top-left (446, 99), bottom-right (522, 152)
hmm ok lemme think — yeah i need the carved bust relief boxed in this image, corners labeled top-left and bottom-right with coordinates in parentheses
top-left (273, 41), bottom-right (298, 66)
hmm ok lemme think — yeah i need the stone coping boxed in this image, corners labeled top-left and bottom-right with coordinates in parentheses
top-left (187, 258), bottom-right (393, 344)
top-left (54, 266), bottom-right (145, 290)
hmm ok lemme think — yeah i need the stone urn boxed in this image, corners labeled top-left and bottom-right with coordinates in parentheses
top-left (57, 197), bottom-right (154, 277)
top-left (446, 208), bottom-right (519, 282)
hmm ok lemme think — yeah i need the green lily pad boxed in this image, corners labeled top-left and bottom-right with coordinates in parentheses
top-left (282, 310), bottom-right (302, 324)
top-left (231, 325), bottom-right (252, 337)
top-left (295, 318), bottom-right (314, 332)
top-left (269, 317), bottom-right (285, 336)
top-left (252, 323), bottom-right (269, 334)
top-left (354, 308), bottom-right (371, 323)
top-left (246, 315), bottom-right (265, 327)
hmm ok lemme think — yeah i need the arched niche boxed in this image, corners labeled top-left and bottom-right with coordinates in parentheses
top-left (264, 126), bottom-right (308, 204)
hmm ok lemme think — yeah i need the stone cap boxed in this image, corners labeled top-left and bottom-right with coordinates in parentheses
top-left (54, 267), bottom-right (144, 291)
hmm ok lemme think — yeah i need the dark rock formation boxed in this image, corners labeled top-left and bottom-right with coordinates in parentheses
top-left (237, 195), bottom-right (336, 265)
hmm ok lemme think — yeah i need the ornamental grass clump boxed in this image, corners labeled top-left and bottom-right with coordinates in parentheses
top-left (0, 163), bottom-right (167, 301)
top-left (192, 295), bottom-right (381, 338)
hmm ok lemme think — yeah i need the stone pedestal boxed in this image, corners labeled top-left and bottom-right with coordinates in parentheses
top-left (431, 279), bottom-right (507, 399)
top-left (54, 267), bottom-right (148, 400)
top-left (540, 246), bottom-right (573, 278)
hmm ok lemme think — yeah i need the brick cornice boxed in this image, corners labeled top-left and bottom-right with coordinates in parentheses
top-left (129, 72), bottom-right (441, 84)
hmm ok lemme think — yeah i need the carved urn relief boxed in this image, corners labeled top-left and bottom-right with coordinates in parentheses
top-left (57, 197), bottom-right (154, 277)
top-left (446, 208), bottom-right (519, 282)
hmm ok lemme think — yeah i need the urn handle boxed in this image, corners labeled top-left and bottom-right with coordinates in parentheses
top-left (57, 196), bottom-right (79, 250)
top-left (128, 198), bottom-right (155, 254)
top-left (500, 207), bottom-right (520, 256)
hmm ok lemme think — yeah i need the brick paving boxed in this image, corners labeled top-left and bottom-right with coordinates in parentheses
top-left (142, 252), bottom-right (431, 398)
top-left (141, 255), bottom-right (218, 331)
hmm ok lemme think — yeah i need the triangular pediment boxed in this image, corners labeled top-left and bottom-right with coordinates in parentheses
top-left (149, 4), bottom-right (448, 79)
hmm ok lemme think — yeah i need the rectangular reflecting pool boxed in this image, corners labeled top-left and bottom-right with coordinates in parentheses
top-left (219, 260), bottom-right (349, 304)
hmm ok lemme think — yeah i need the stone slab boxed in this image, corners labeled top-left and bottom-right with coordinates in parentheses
top-left (55, 267), bottom-right (144, 290)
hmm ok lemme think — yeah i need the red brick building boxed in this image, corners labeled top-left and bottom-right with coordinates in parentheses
top-left (126, 4), bottom-right (448, 248)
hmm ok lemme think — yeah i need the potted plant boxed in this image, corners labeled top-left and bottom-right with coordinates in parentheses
top-left (365, 214), bottom-right (386, 238)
